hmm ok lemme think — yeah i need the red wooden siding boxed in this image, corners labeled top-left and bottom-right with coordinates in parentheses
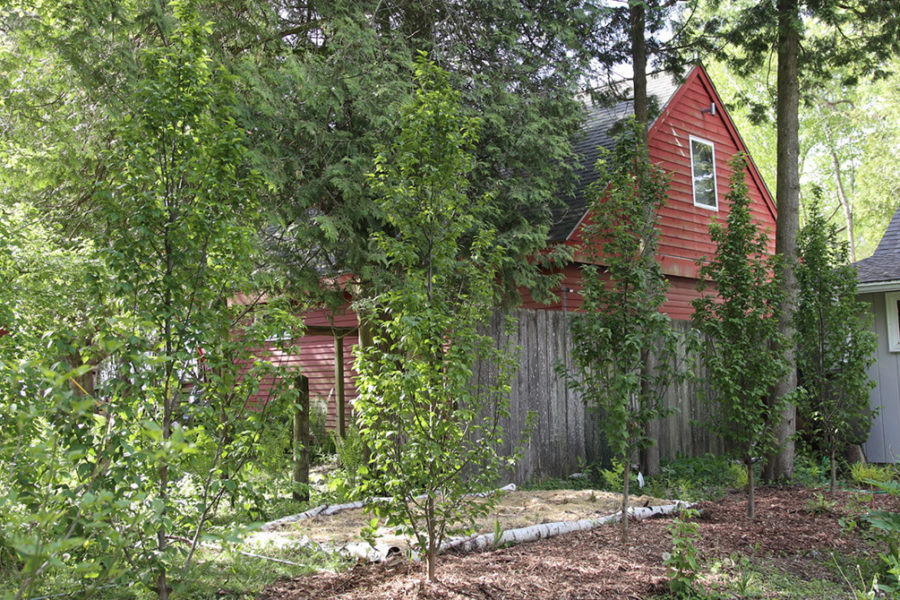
top-left (567, 65), bottom-right (776, 279)
top-left (523, 65), bottom-right (777, 319)
top-left (518, 265), bottom-right (709, 322)
top-left (244, 306), bottom-right (358, 431)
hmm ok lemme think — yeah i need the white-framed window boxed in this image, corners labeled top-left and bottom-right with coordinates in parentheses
top-left (690, 136), bottom-right (718, 210)
top-left (885, 292), bottom-right (900, 352)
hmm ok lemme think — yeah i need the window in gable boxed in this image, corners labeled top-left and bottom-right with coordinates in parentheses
top-left (690, 136), bottom-right (717, 210)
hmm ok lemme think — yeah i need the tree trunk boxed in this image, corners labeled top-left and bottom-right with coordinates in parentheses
top-left (630, 0), bottom-right (648, 130)
top-left (846, 443), bottom-right (866, 466)
top-left (747, 461), bottom-right (755, 520)
top-left (293, 375), bottom-right (310, 503)
top-left (427, 540), bottom-right (436, 582)
top-left (621, 456), bottom-right (631, 543)
top-left (157, 400), bottom-right (171, 600)
top-left (829, 447), bottom-right (837, 494)
top-left (632, 2), bottom-right (657, 479)
top-left (335, 335), bottom-right (346, 438)
top-left (640, 349), bottom-right (660, 477)
top-left (426, 494), bottom-right (437, 582)
top-left (640, 420), bottom-right (660, 477)
top-left (765, 0), bottom-right (801, 483)
top-left (830, 149), bottom-right (857, 262)
top-left (357, 314), bottom-right (374, 467)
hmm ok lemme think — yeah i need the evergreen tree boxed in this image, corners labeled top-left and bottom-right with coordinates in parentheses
top-left (222, 0), bottom-right (606, 303)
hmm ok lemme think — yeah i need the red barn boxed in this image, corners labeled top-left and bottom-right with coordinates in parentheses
top-left (257, 64), bottom-right (777, 439)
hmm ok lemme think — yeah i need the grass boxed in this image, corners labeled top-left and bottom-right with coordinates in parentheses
top-left (166, 544), bottom-right (347, 599)
top-left (711, 555), bottom-right (851, 599)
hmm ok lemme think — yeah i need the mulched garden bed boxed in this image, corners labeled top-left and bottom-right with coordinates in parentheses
top-left (260, 486), bottom-right (900, 600)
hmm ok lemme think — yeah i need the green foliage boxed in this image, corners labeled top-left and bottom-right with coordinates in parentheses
top-left (664, 508), bottom-right (707, 599)
top-left (865, 477), bottom-right (900, 596)
top-left (352, 57), bottom-right (518, 582)
top-left (804, 492), bottom-right (836, 515)
top-left (329, 422), bottom-right (367, 502)
top-left (692, 153), bottom-right (789, 519)
top-left (0, 4), bottom-right (301, 598)
top-left (563, 119), bottom-right (689, 541)
top-left (696, 1), bottom-right (899, 110)
top-left (792, 454), bottom-right (830, 488)
top-left (599, 460), bottom-right (627, 493)
top-left (796, 195), bottom-right (877, 492)
top-left (851, 463), bottom-right (898, 488)
top-left (651, 455), bottom-right (746, 502)
top-left (226, 0), bottom-right (599, 306)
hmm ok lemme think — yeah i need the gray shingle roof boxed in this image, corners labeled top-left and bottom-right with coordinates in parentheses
top-left (855, 202), bottom-right (900, 284)
top-left (548, 71), bottom-right (682, 242)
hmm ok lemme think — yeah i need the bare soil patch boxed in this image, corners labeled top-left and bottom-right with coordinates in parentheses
top-left (259, 487), bottom-right (900, 599)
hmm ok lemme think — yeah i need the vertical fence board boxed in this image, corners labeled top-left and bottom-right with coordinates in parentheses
top-left (474, 309), bottom-right (723, 484)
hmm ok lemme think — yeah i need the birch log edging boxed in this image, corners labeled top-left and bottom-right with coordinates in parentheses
top-left (260, 483), bottom-right (518, 531)
top-left (341, 501), bottom-right (690, 563)
top-left (439, 501), bottom-right (690, 556)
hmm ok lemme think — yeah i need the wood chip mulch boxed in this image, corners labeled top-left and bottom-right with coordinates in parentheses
top-left (259, 486), bottom-right (900, 600)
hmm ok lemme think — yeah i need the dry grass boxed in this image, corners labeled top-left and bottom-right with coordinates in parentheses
top-left (263, 489), bottom-right (670, 551)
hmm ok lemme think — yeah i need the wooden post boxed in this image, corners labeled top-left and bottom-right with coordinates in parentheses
top-left (335, 335), bottom-right (346, 438)
top-left (293, 374), bottom-right (310, 503)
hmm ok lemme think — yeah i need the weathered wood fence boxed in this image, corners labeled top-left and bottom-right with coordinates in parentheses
top-left (475, 309), bottom-right (723, 484)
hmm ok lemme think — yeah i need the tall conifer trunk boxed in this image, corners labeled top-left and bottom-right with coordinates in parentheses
top-left (630, 1), bottom-right (648, 130)
top-left (630, 0), bottom-right (661, 477)
top-left (766, 0), bottom-right (801, 482)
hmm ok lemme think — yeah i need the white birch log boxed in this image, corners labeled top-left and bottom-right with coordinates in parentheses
top-left (260, 483), bottom-right (518, 531)
top-left (439, 501), bottom-right (689, 555)
top-left (339, 541), bottom-right (404, 563)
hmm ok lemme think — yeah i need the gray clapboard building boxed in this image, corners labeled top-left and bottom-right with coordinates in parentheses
top-left (856, 205), bottom-right (900, 463)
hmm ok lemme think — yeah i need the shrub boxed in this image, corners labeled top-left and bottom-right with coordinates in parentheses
top-left (865, 478), bottom-right (900, 595)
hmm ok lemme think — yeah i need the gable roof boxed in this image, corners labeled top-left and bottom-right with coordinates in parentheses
top-left (549, 64), bottom-right (777, 244)
top-left (855, 203), bottom-right (900, 285)
top-left (549, 71), bottom-right (681, 242)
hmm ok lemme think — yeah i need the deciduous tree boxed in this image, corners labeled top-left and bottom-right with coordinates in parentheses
top-left (1, 3), bottom-right (299, 598)
top-left (692, 154), bottom-right (788, 519)
top-left (796, 197), bottom-right (877, 492)
top-left (353, 57), bottom-right (517, 582)
top-left (564, 120), bottom-right (686, 541)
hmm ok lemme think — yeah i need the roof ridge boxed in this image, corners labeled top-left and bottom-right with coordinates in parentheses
top-left (548, 68), bottom-right (686, 242)
top-left (872, 203), bottom-right (900, 257)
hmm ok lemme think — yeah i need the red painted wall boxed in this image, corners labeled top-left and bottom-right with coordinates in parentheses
top-left (526, 65), bottom-right (777, 317)
top-left (518, 266), bottom-right (709, 322)
top-left (244, 306), bottom-right (358, 432)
